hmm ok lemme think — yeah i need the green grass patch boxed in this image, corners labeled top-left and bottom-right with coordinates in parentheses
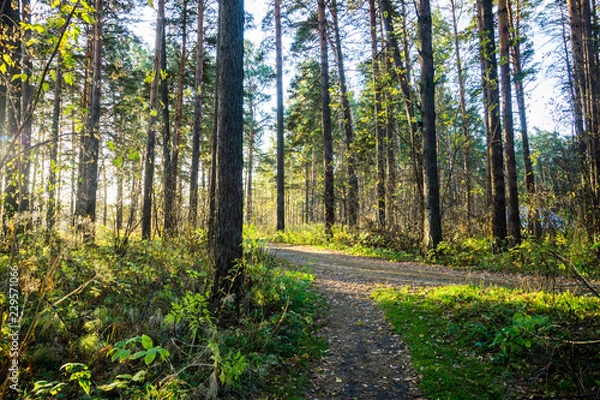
top-left (372, 285), bottom-right (600, 399)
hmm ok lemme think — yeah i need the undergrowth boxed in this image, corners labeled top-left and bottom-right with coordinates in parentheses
top-left (0, 228), bottom-right (326, 399)
top-left (372, 285), bottom-right (600, 399)
top-left (271, 224), bottom-right (600, 279)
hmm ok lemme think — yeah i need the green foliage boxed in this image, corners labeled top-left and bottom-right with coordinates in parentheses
top-left (3, 234), bottom-right (324, 399)
top-left (108, 334), bottom-right (170, 366)
top-left (272, 223), bottom-right (417, 262)
top-left (373, 285), bottom-right (600, 398)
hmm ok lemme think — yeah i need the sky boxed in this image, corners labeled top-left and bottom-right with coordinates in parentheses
top-left (131, 0), bottom-right (565, 137)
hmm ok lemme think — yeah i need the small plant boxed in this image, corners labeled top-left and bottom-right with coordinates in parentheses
top-left (492, 312), bottom-right (551, 358)
top-left (61, 363), bottom-right (92, 395)
top-left (108, 334), bottom-right (170, 366)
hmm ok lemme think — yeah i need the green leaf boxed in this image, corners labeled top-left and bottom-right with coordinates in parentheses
top-left (112, 156), bottom-right (123, 168)
top-left (79, 379), bottom-right (91, 395)
top-left (127, 149), bottom-right (140, 162)
top-left (144, 350), bottom-right (157, 365)
top-left (64, 72), bottom-right (75, 86)
top-left (141, 334), bottom-right (153, 350)
top-left (131, 350), bottom-right (146, 360)
top-left (148, 0), bottom-right (153, 7)
top-left (150, 108), bottom-right (158, 117)
top-left (107, 141), bottom-right (116, 151)
top-left (111, 348), bottom-right (130, 362)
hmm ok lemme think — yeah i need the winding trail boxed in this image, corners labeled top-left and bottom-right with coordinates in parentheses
top-left (267, 244), bottom-right (554, 400)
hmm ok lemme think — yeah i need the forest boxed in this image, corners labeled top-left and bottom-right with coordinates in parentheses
top-left (1, 0), bottom-right (600, 397)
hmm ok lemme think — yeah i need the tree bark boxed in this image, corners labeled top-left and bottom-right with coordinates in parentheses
top-left (449, 0), bottom-right (473, 235)
top-left (508, 0), bottom-right (540, 237)
top-left (210, 0), bottom-right (244, 310)
top-left (142, 0), bottom-right (164, 240)
top-left (331, 0), bottom-right (358, 228)
top-left (477, 0), bottom-right (507, 250)
top-left (75, 0), bottom-right (103, 242)
top-left (369, 0), bottom-right (386, 229)
top-left (499, 0), bottom-right (521, 245)
top-left (20, 0), bottom-right (32, 217)
top-left (2, 0), bottom-right (21, 225)
top-left (47, 55), bottom-right (63, 233)
top-left (189, 0), bottom-right (205, 228)
top-left (418, 0), bottom-right (442, 249)
top-left (275, 0), bottom-right (285, 232)
top-left (318, 0), bottom-right (335, 236)
top-left (161, 21), bottom-right (174, 238)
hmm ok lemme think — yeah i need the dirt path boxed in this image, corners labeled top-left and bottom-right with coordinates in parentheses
top-left (266, 244), bottom-right (554, 400)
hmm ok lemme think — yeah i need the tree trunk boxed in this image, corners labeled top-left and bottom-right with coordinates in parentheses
top-left (189, 0), bottom-right (205, 228)
top-left (47, 37), bottom-right (63, 233)
top-left (331, 0), bottom-right (358, 228)
top-left (508, 0), bottom-right (540, 237)
top-left (246, 96), bottom-right (255, 223)
top-left (499, 0), bottom-right (521, 245)
top-left (142, 0), bottom-right (164, 240)
top-left (318, 0), bottom-right (335, 236)
top-left (369, 0), bottom-right (386, 229)
top-left (418, 0), bottom-right (442, 249)
top-left (210, 0), bottom-right (244, 310)
top-left (20, 0), bottom-right (32, 217)
top-left (275, 0), bottom-right (285, 232)
top-left (477, 0), bottom-right (507, 250)
top-left (161, 21), bottom-right (174, 238)
top-left (2, 0), bottom-right (21, 225)
top-left (450, 0), bottom-right (473, 235)
top-left (75, 0), bottom-right (103, 242)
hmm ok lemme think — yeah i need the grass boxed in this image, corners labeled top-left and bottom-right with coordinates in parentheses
top-left (0, 229), bottom-right (326, 399)
top-left (372, 285), bottom-right (600, 399)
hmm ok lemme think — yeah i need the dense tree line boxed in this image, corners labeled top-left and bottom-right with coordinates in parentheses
top-left (1, 0), bottom-right (599, 298)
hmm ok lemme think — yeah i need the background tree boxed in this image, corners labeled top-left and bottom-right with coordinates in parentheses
top-left (74, 0), bottom-right (103, 242)
top-left (477, 0), bottom-right (507, 249)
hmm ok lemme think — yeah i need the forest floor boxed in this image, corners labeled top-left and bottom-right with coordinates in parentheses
top-left (266, 243), bottom-right (574, 400)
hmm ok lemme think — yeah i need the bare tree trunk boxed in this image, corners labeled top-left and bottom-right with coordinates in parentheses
top-left (508, 0), bottom-right (540, 237)
top-left (477, 0), bottom-right (507, 250)
top-left (384, 51), bottom-right (397, 227)
top-left (246, 97), bottom-right (255, 223)
top-left (331, 0), bottom-right (358, 228)
top-left (210, 0), bottom-right (244, 311)
top-left (75, 0), bottom-right (103, 242)
top-left (161, 21), bottom-right (174, 238)
top-left (418, 0), bottom-right (442, 249)
top-left (275, 0), bottom-right (285, 232)
top-left (450, 0), bottom-right (473, 235)
top-left (47, 43), bottom-right (63, 233)
top-left (2, 0), bottom-right (21, 226)
top-left (369, 0), bottom-right (386, 228)
top-left (20, 0), bottom-right (32, 218)
top-left (189, 0), bottom-right (205, 228)
top-left (499, 0), bottom-right (521, 245)
top-left (166, 0), bottom-right (189, 237)
top-left (142, 0), bottom-right (165, 240)
top-left (318, 0), bottom-right (335, 236)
